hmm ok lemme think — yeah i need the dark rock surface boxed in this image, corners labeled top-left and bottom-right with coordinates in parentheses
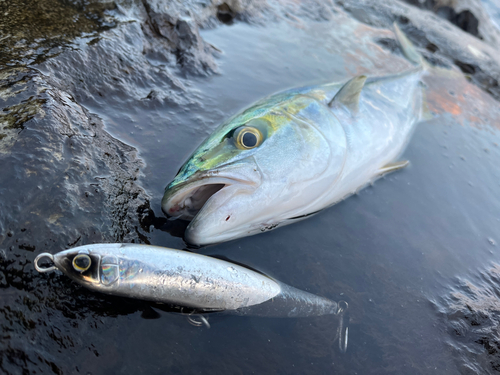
top-left (338, 0), bottom-right (500, 100)
top-left (0, 65), bottom-right (150, 373)
top-left (0, 0), bottom-right (116, 66)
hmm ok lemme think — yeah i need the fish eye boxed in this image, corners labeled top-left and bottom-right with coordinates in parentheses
top-left (235, 126), bottom-right (263, 149)
top-left (72, 254), bottom-right (91, 273)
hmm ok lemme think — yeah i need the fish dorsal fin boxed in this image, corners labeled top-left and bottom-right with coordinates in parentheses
top-left (328, 75), bottom-right (367, 114)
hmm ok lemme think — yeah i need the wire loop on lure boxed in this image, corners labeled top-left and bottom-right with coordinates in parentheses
top-left (34, 253), bottom-right (57, 273)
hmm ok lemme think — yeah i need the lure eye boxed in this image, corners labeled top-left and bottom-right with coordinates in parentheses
top-left (235, 126), bottom-right (263, 149)
top-left (72, 254), bottom-right (91, 273)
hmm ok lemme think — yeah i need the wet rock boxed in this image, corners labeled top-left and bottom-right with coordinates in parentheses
top-left (338, 0), bottom-right (500, 100)
top-left (434, 264), bottom-right (500, 374)
top-left (33, 1), bottom-right (278, 114)
top-left (140, 0), bottom-right (218, 74)
top-left (0, 65), bottom-right (150, 253)
top-left (0, 2), bottom-right (245, 371)
top-left (401, 0), bottom-right (500, 47)
top-left (0, 0), bottom-right (116, 66)
top-left (402, 1), bottom-right (483, 38)
top-left (217, 3), bottom-right (237, 24)
top-left (0, 68), bottom-right (148, 277)
top-left (0, 65), bottom-right (152, 372)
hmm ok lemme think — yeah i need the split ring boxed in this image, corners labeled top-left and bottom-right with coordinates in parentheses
top-left (34, 253), bottom-right (57, 273)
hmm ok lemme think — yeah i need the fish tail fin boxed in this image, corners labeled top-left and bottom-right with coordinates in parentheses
top-left (393, 23), bottom-right (430, 70)
top-left (394, 23), bottom-right (434, 121)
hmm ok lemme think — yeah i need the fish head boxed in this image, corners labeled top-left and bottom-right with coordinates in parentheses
top-left (162, 93), bottom-right (347, 245)
top-left (53, 245), bottom-right (121, 290)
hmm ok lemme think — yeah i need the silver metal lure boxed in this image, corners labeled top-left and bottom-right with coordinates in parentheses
top-left (35, 243), bottom-right (348, 351)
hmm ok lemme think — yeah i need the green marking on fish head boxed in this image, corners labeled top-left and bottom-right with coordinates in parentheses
top-left (167, 92), bottom-right (297, 190)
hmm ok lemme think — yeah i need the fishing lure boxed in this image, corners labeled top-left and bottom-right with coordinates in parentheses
top-left (35, 243), bottom-right (348, 351)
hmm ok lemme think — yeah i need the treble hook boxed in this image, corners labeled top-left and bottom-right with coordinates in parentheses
top-left (187, 315), bottom-right (211, 329)
top-left (181, 308), bottom-right (211, 329)
top-left (34, 253), bottom-right (57, 273)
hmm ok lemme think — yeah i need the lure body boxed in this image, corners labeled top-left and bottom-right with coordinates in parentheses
top-left (38, 243), bottom-right (341, 318)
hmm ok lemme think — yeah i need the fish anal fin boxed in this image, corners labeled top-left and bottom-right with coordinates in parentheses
top-left (378, 160), bottom-right (409, 176)
top-left (328, 75), bottom-right (367, 114)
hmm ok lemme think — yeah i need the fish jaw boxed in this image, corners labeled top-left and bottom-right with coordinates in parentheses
top-left (183, 184), bottom-right (257, 245)
top-left (162, 174), bottom-right (242, 221)
top-left (182, 164), bottom-right (339, 246)
top-left (161, 160), bottom-right (262, 223)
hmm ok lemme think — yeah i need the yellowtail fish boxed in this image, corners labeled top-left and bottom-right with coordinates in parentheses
top-left (34, 244), bottom-right (348, 351)
top-left (162, 24), bottom-right (427, 245)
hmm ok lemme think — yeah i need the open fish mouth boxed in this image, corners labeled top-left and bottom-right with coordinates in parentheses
top-left (161, 173), bottom-right (256, 221)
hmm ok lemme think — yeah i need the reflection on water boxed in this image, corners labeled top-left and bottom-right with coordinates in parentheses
top-left (1, 1), bottom-right (500, 374)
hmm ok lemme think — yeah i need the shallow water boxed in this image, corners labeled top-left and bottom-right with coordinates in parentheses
top-left (2, 1), bottom-right (500, 374)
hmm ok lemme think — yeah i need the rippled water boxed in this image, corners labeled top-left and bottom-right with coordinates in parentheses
top-left (2, 1), bottom-right (500, 374)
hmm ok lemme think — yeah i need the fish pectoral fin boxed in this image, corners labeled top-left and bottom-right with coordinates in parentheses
top-left (378, 160), bottom-right (409, 175)
top-left (328, 75), bottom-right (367, 114)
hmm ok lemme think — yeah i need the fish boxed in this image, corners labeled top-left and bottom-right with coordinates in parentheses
top-left (34, 244), bottom-right (348, 351)
top-left (162, 24), bottom-right (427, 245)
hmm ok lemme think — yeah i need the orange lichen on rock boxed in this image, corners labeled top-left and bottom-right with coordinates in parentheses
top-left (423, 71), bottom-right (500, 130)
